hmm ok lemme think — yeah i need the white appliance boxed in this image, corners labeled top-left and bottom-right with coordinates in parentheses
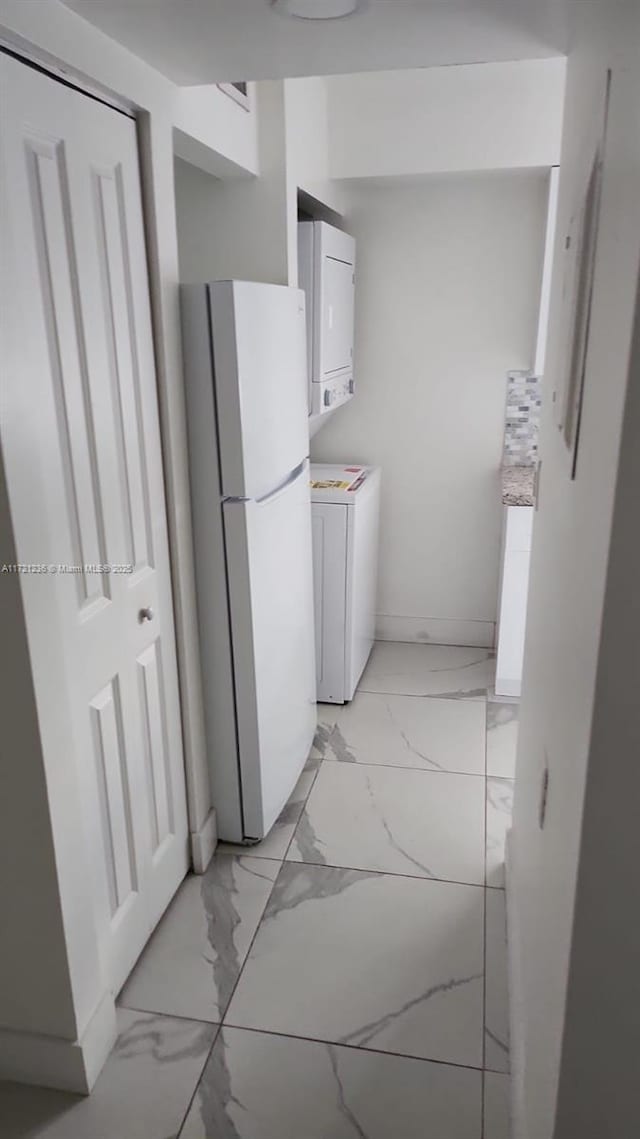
top-left (298, 220), bottom-right (356, 417)
top-left (311, 464), bottom-right (381, 703)
top-left (496, 505), bottom-right (534, 698)
top-left (181, 281), bottom-right (317, 843)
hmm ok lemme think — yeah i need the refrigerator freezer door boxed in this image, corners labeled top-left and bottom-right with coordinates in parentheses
top-left (223, 462), bottom-right (317, 839)
top-left (210, 281), bottom-right (309, 501)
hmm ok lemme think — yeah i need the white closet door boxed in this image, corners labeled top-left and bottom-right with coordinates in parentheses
top-left (0, 54), bottom-right (189, 992)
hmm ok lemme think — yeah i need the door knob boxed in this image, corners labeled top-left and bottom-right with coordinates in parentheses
top-left (138, 607), bottom-right (154, 623)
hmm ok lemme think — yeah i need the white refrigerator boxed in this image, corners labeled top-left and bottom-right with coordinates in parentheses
top-left (181, 281), bottom-right (317, 843)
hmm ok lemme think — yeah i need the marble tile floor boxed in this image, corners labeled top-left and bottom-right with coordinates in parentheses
top-left (0, 643), bottom-right (516, 1139)
top-left (357, 642), bottom-right (497, 700)
top-left (486, 702), bottom-right (519, 780)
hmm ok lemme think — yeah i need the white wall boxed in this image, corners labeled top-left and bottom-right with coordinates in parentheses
top-left (554, 270), bottom-right (640, 1137)
top-left (174, 77), bottom-right (350, 290)
top-left (509, 0), bottom-right (640, 1135)
top-left (284, 76), bottom-right (345, 217)
top-left (327, 59), bottom-right (566, 181)
top-left (173, 82), bottom-right (258, 178)
top-left (175, 82), bottom-right (293, 288)
top-left (312, 172), bottom-right (547, 647)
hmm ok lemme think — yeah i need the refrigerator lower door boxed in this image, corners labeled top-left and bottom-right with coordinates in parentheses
top-left (223, 462), bottom-right (317, 839)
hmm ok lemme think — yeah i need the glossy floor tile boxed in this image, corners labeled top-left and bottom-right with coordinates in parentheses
top-left (120, 854), bottom-right (279, 1022)
top-left (485, 888), bottom-right (510, 1073)
top-left (287, 760), bottom-right (486, 884)
top-left (225, 862), bottom-right (485, 1069)
top-left (358, 641), bottom-right (495, 699)
top-left (487, 702), bottom-right (519, 779)
top-left (4, 642), bottom-right (515, 1139)
top-left (484, 1071), bottom-right (511, 1138)
top-left (219, 768), bottom-right (317, 861)
top-left (486, 778), bottom-right (514, 888)
top-left (315, 690), bottom-right (487, 774)
top-left (0, 1009), bottom-right (215, 1139)
top-left (179, 1026), bottom-right (482, 1139)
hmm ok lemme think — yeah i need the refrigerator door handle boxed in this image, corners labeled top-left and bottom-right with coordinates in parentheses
top-left (254, 459), bottom-right (309, 505)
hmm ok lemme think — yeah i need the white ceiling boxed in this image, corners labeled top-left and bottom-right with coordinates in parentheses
top-left (61, 0), bottom-right (569, 86)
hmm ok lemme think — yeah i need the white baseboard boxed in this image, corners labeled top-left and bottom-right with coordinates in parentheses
top-left (505, 828), bottom-right (527, 1139)
top-left (0, 991), bottom-right (116, 1094)
top-left (190, 807), bottom-right (218, 874)
top-left (375, 614), bottom-right (495, 649)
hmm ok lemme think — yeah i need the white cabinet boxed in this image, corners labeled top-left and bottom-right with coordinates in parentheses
top-left (495, 506), bottom-right (534, 698)
top-left (312, 502), bottom-right (349, 702)
top-left (310, 465), bottom-right (381, 704)
top-left (298, 220), bottom-right (356, 418)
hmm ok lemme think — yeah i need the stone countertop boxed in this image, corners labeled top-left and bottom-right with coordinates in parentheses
top-left (501, 465), bottom-right (536, 507)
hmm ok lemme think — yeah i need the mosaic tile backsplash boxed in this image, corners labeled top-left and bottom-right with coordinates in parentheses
top-left (503, 370), bottom-right (541, 466)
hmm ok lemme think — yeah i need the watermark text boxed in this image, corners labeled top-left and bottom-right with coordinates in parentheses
top-left (1, 563), bottom-right (134, 575)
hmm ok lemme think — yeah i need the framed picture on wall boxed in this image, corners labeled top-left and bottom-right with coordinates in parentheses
top-left (217, 81), bottom-right (251, 110)
top-left (557, 71), bottom-right (611, 479)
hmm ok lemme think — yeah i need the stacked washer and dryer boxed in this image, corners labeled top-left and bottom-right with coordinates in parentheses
top-left (299, 219), bottom-right (381, 706)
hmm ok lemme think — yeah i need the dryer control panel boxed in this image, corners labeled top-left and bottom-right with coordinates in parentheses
top-left (315, 374), bottom-right (354, 415)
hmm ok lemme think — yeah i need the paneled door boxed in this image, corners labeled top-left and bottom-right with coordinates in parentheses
top-left (0, 53), bottom-right (189, 992)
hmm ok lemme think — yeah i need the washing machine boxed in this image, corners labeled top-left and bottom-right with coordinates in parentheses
top-left (310, 464), bottom-right (381, 704)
